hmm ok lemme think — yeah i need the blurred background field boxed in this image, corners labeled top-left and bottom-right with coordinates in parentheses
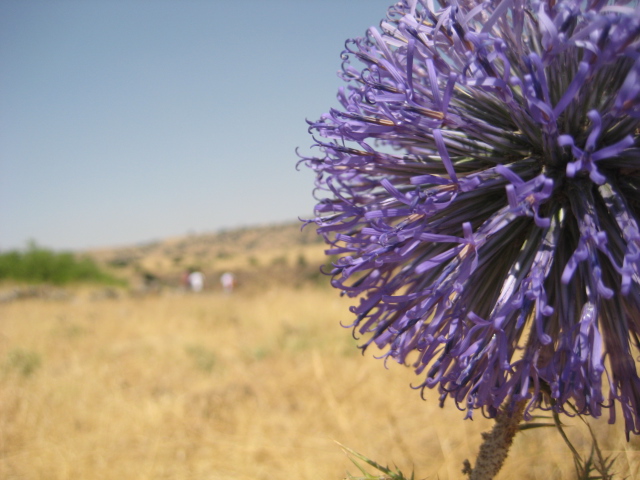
top-left (0, 222), bottom-right (639, 480)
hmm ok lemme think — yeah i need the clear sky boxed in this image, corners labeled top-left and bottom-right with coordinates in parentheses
top-left (0, 0), bottom-right (392, 251)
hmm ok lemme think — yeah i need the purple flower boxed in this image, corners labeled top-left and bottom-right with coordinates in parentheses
top-left (299, 0), bottom-right (640, 437)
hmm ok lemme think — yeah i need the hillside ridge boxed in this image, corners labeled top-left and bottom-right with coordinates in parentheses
top-left (88, 220), bottom-right (329, 291)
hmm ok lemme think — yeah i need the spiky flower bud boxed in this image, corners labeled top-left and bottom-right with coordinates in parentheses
top-left (300, 0), bottom-right (640, 437)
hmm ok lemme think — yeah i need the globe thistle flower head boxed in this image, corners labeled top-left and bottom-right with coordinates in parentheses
top-left (300, 0), bottom-right (640, 436)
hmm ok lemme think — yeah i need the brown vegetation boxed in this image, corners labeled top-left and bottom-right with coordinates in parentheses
top-left (87, 221), bottom-right (327, 292)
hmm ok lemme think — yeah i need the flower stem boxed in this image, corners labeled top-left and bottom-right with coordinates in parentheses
top-left (463, 400), bottom-right (527, 480)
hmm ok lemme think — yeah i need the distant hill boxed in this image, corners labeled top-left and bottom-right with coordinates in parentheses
top-left (87, 220), bottom-right (332, 292)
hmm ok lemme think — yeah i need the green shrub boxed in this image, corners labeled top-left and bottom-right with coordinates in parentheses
top-left (0, 243), bottom-right (125, 286)
top-left (185, 345), bottom-right (217, 373)
top-left (4, 348), bottom-right (42, 377)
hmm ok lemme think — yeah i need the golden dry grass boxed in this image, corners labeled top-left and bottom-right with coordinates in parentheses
top-left (0, 287), bottom-right (638, 479)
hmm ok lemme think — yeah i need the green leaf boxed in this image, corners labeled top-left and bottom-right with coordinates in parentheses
top-left (336, 442), bottom-right (417, 480)
top-left (518, 422), bottom-right (556, 431)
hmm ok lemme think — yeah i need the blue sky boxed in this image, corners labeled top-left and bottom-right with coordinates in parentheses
top-left (0, 0), bottom-right (392, 251)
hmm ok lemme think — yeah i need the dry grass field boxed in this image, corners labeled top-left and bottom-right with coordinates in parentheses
top-left (0, 224), bottom-right (639, 479)
top-left (1, 287), bottom-right (639, 480)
